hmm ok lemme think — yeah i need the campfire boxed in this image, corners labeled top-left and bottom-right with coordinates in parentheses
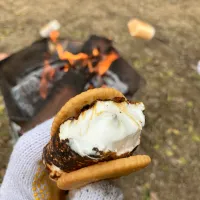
top-left (39, 31), bottom-right (120, 99)
top-left (0, 33), bottom-right (144, 137)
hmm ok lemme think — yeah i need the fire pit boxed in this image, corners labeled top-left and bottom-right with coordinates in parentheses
top-left (0, 33), bottom-right (144, 140)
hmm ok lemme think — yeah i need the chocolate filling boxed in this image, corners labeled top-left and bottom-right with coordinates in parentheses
top-left (43, 97), bottom-right (138, 179)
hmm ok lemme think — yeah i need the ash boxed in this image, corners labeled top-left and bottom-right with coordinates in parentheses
top-left (84, 70), bottom-right (128, 94)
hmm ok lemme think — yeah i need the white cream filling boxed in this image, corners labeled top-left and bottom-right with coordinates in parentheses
top-left (59, 100), bottom-right (145, 157)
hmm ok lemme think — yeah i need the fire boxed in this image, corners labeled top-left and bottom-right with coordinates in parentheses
top-left (40, 59), bottom-right (56, 99)
top-left (50, 30), bottom-right (118, 75)
top-left (40, 31), bottom-right (119, 99)
top-left (50, 30), bottom-right (59, 43)
top-left (92, 48), bottom-right (99, 56)
top-left (95, 51), bottom-right (118, 76)
top-left (56, 44), bottom-right (88, 65)
top-left (50, 30), bottom-right (88, 65)
top-left (63, 64), bottom-right (70, 72)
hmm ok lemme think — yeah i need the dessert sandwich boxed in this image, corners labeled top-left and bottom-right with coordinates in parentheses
top-left (43, 88), bottom-right (151, 190)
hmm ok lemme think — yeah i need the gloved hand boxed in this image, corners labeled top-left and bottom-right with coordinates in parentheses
top-left (0, 119), bottom-right (124, 200)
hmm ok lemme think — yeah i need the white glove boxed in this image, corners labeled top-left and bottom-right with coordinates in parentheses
top-left (0, 119), bottom-right (123, 200)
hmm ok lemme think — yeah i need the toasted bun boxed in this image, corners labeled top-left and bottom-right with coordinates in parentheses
top-left (51, 88), bottom-right (125, 136)
top-left (57, 155), bottom-right (151, 190)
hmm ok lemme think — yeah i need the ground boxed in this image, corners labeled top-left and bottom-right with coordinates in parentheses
top-left (0, 0), bottom-right (200, 199)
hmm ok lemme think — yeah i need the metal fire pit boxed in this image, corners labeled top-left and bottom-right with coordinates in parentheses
top-left (0, 35), bottom-right (145, 142)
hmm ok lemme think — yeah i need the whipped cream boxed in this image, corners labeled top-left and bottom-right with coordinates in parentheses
top-left (59, 100), bottom-right (145, 157)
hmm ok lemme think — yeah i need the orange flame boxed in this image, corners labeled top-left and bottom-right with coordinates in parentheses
top-left (95, 51), bottom-right (119, 76)
top-left (50, 31), bottom-right (89, 64)
top-left (40, 31), bottom-right (119, 99)
top-left (56, 44), bottom-right (88, 64)
top-left (49, 31), bottom-right (118, 75)
top-left (40, 59), bottom-right (56, 99)
top-left (63, 64), bottom-right (70, 72)
top-left (92, 48), bottom-right (99, 56)
top-left (50, 30), bottom-right (59, 43)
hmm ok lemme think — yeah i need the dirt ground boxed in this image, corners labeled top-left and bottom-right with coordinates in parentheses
top-left (1, 0), bottom-right (200, 199)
